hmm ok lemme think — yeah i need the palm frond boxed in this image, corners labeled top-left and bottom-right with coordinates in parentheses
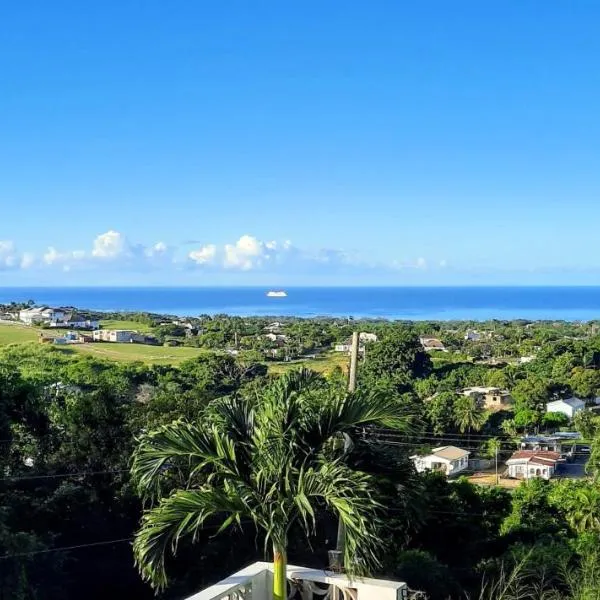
top-left (133, 487), bottom-right (251, 590)
top-left (131, 420), bottom-right (244, 503)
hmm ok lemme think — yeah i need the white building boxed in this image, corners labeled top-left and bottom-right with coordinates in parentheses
top-left (92, 329), bottom-right (135, 343)
top-left (334, 332), bottom-right (378, 353)
top-left (506, 450), bottom-right (560, 480)
top-left (411, 446), bottom-right (470, 477)
top-left (49, 312), bottom-right (99, 329)
top-left (546, 397), bottom-right (586, 419)
top-left (19, 307), bottom-right (65, 325)
top-left (264, 333), bottom-right (287, 343)
top-left (465, 330), bottom-right (482, 341)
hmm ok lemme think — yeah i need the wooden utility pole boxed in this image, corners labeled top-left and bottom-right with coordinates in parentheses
top-left (331, 332), bottom-right (360, 572)
top-left (348, 331), bottom-right (359, 392)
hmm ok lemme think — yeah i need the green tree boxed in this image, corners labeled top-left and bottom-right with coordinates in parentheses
top-left (131, 369), bottom-right (411, 599)
top-left (573, 410), bottom-right (599, 440)
top-left (453, 395), bottom-right (487, 440)
top-left (360, 330), bottom-right (432, 390)
top-left (426, 392), bottom-right (457, 435)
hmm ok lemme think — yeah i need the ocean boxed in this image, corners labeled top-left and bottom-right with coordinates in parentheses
top-left (2, 286), bottom-right (600, 321)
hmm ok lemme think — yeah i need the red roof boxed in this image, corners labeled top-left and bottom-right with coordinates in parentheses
top-left (509, 450), bottom-right (560, 465)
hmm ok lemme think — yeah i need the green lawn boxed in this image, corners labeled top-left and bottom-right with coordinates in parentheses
top-left (99, 319), bottom-right (154, 332)
top-left (268, 351), bottom-right (349, 375)
top-left (0, 323), bottom-right (40, 345)
top-left (70, 342), bottom-right (209, 365)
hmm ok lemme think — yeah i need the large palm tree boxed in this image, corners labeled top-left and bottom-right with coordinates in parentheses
top-left (131, 369), bottom-right (413, 600)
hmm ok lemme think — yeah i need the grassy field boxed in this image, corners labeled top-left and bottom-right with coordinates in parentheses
top-left (99, 319), bottom-right (154, 332)
top-left (268, 351), bottom-right (349, 375)
top-left (0, 323), bottom-right (348, 371)
top-left (0, 323), bottom-right (40, 344)
top-left (71, 342), bottom-right (208, 365)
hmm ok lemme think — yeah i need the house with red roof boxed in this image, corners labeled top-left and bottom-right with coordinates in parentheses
top-left (506, 450), bottom-right (561, 480)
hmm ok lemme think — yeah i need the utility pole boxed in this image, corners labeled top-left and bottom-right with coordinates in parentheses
top-left (348, 331), bottom-right (359, 393)
top-left (495, 444), bottom-right (499, 486)
top-left (330, 332), bottom-right (360, 572)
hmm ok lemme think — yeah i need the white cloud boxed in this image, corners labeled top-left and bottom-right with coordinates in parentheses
top-left (0, 241), bottom-right (18, 269)
top-left (224, 235), bottom-right (267, 270)
top-left (188, 244), bottom-right (217, 265)
top-left (20, 252), bottom-right (35, 269)
top-left (92, 230), bottom-right (127, 258)
top-left (0, 229), bottom-right (449, 279)
top-left (43, 246), bottom-right (85, 265)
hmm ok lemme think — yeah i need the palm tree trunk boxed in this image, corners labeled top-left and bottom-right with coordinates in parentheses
top-left (273, 545), bottom-right (287, 600)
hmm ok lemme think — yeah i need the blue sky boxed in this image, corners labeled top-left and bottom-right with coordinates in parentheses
top-left (1, 1), bottom-right (600, 285)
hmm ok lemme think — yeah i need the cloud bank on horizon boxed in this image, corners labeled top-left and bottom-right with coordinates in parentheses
top-left (0, 230), bottom-right (435, 279)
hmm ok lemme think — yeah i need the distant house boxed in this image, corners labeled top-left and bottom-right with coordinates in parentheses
top-left (419, 336), bottom-right (447, 352)
top-left (462, 387), bottom-right (513, 410)
top-left (49, 312), bottom-right (99, 330)
top-left (264, 322), bottom-right (284, 333)
top-left (519, 355), bottom-right (536, 364)
top-left (19, 306), bottom-right (65, 325)
top-left (334, 332), bottom-right (378, 354)
top-left (506, 450), bottom-right (561, 480)
top-left (546, 397), bottom-right (586, 419)
top-left (264, 333), bottom-right (288, 343)
top-left (464, 330), bottom-right (482, 342)
top-left (411, 446), bottom-right (470, 477)
top-left (520, 432), bottom-right (581, 453)
top-left (93, 329), bottom-right (136, 343)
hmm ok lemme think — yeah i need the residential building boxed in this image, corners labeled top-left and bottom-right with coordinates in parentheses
top-left (49, 312), bottom-right (100, 329)
top-left (264, 333), bottom-right (288, 343)
top-left (520, 432), bottom-right (581, 453)
top-left (519, 355), bottom-right (536, 364)
top-left (462, 386), bottom-right (513, 410)
top-left (546, 397), bottom-right (586, 419)
top-left (19, 306), bottom-right (65, 325)
top-left (506, 450), bottom-right (561, 480)
top-left (264, 322), bottom-right (284, 333)
top-left (334, 332), bottom-right (378, 353)
top-left (419, 336), bottom-right (447, 352)
top-left (92, 329), bottom-right (136, 343)
top-left (411, 445), bottom-right (470, 477)
top-left (464, 330), bottom-right (482, 341)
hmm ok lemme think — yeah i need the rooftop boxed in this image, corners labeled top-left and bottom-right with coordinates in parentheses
top-left (185, 561), bottom-right (407, 600)
top-left (431, 445), bottom-right (470, 460)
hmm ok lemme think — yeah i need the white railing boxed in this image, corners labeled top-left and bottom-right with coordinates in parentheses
top-left (185, 561), bottom-right (407, 600)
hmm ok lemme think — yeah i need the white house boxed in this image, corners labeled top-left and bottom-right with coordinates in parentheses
top-left (334, 332), bottom-right (378, 353)
top-left (263, 333), bottom-right (287, 343)
top-left (92, 329), bottom-right (135, 343)
top-left (19, 307), bottom-right (65, 325)
top-left (546, 397), bottom-right (586, 419)
top-left (519, 355), bottom-right (536, 364)
top-left (411, 446), bottom-right (470, 477)
top-left (506, 450), bottom-right (560, 480)
top-left (264, 322), bottom-right (284, 333)
top-left (49, 312), bottom-right (99, 330)
top-left (464, 330), bottom-right (482, 341)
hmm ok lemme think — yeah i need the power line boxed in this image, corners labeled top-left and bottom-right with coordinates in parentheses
top-left (0, 537), bottom-right (133, 560)
top-left (0, 468), bottom-right (129, 482)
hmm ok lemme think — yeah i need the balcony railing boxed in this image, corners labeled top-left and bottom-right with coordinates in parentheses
top-left (185, 561), bottom-right (408, 600)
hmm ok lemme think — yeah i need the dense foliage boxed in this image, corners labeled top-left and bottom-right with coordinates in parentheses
top-left (2, 316), bottom-right (600, 599)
